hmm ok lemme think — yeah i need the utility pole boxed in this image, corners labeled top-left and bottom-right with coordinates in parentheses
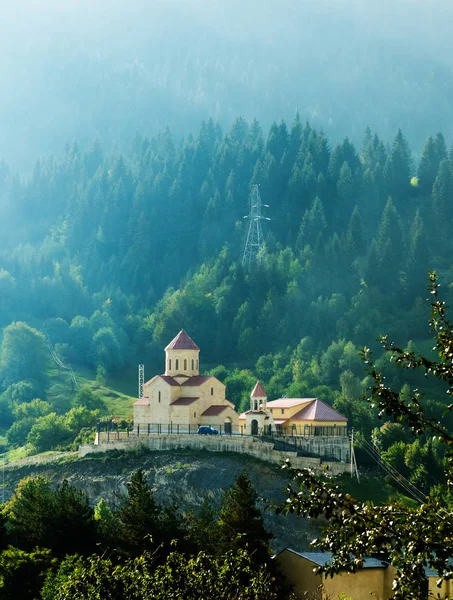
top-left (242, 184), bottom-right (270, 270)
top-left (350, 429), bottom-right (360, 483)
top-left (138, 364), bottom-right (144, 399)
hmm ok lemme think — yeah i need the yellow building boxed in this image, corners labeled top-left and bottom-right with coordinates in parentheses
top-left (276, 549), bottom-right (452, 600)
top-left (133, 330), bottom-right (239, 434)
top-left (239, 386), bottom-right (348, 437)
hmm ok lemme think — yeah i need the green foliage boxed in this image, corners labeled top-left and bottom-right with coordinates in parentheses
top-left (0, 546), bottom-right (55, 600)
top-left (73, 386), bottom-right (106, 412)
top-left (26, 413), bottom-right (72, 452)
top-left (0, 323), bottom-right (49, 394)
top-left (279, 273), bottom-right (453, 599)
top-left (218, 471), bottom-right (272, 565)
top-left (43, 548), bottom-right (282, 600)
top-left (117, 468), bottom-right (167, 557)
top-left (6, 476), bottom-right (96, 557)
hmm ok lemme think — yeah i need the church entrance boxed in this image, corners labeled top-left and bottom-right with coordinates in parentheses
top-left (224, 418), bottom-right (232, 435)
top-left (251, 419), bottom-right (258, 435)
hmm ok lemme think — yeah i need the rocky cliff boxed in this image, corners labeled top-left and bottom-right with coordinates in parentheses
top-left (2, 448), bottom-right (323, 552)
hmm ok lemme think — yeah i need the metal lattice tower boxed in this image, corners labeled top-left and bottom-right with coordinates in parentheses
top-left (242, 185), bottom-right (270, 270)
top-left (138, 364), bottom-right (144, 399)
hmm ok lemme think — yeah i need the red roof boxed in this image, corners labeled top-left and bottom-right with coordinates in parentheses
top-left (144, 375), bottom-right (180, 387)
top-left (133, 397), bottom-right (150, 406)
top-left (181, 375), bottom-right (213, 387)
top-left (201, 405), bottom-right (229, 416)
top-left (165, 330), bottom-right (200, 351)
top-left (267, 398), bottom-right (314, 409)
top-left (292, 399), bottom-right (347, 422)
top-left (251, 380), bottom-right (266, 398)
top-left (171, 397), bottom-right (199, 406)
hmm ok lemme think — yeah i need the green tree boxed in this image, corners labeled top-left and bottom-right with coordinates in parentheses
top-left (73, 386), bottom-right (106, 412)
top-left (0, 546), bottom-right (55, 600)
top-left (6, 476), bottom-right (96, 557)
top-left (218, 471), bottom-right (272, 565)
top-left (117, 469), bottom-right (164, 556)
top-left (43, 548), bottom-right (282, 600)
top-left (0, 322), bottom-right (49, 394)
top-left (280, 273), bottom-right (453, 599)
top-left (26, 413), bottom-right (72, 452)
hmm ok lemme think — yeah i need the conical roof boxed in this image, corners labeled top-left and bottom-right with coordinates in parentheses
top-left (165, 329), bottom-right (200, 351)
top-left (251, 380), bottom-right (266, 398)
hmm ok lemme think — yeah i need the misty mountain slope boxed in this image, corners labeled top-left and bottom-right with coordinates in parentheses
top-left (1, 0), bottom-right (452, 169)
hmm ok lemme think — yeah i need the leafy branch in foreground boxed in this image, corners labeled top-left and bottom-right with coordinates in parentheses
top-left (279, 272), bottom-right (453, 599)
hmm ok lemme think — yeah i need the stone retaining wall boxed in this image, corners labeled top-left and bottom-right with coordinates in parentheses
top-left (79, 434), bottom-right (348, 476)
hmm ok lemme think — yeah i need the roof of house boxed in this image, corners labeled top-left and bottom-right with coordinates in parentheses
top-left (181, 375), bottom-right (213, 386)
top-left (292, 399), bottom-right (347, 422)
top-left (239, 409), bottom-right (269, 418)
top-left (171, 397), bottom-right (199, 406)
top-left (133, 397), bottom-right (150, 406)
top-left (144, 375), bottom-right (180, 387)
top-left (201, 405), bottom-right (229, 416)
top-left (267, 398), bottom-right (314, 409)
top-left (165, 329), bottom-right (200, 351)
top-left (251, 380), bottom-right (266, 398)
top-left (280, 549), bottom-right (388, 569)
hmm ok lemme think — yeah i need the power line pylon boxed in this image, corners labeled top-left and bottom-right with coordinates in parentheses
top-left (242, 184), bottom-right (270, 270)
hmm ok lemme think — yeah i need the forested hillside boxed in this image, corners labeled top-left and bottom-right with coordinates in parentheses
top-left (1, 117), bottom-right (453, 490)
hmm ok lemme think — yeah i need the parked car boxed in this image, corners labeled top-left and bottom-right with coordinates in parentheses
top-left (197, 426), bottom-right (219, 435)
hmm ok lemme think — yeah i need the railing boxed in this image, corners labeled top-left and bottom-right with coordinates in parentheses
top-left (97, 422), bottom-right (247, 439)
top-left (96, 422), bottom-right (349, 440)
top-left (271, 425), bottom-right (348, 437)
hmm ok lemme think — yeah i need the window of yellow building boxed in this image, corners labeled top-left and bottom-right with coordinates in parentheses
top-left (176, 359), bottom-right (179, 370)
top-left (158, 391), bottom-right (161, 403)
top-left (184, 359), bottom-right (187, 370)
top-left (192, 359), bottom-right (194, 370)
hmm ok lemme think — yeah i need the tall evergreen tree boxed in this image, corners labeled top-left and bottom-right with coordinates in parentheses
top-left (217, 471), bottom-right (272, 565)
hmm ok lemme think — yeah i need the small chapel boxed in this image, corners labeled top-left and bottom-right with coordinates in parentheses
top-left (133, 330), bottom-right (239, 433)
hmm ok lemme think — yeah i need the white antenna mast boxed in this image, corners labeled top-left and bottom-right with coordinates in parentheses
top-left (138, 364), bottom-right (144, 399)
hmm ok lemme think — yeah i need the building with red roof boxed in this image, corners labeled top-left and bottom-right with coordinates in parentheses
top-left (133, 330), bottom-right (239, 433)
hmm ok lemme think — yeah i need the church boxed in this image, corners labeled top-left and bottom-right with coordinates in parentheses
top-left (133, 330), bottom-right (239, 434)
top-left (133, 330), bottom-right (348, 438)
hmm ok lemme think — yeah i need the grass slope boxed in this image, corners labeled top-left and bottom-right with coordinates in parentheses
top-left (47, 365), bottom-right (136, 418)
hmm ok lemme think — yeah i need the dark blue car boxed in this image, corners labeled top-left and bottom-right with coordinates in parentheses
top-left (197, 426), bottom-right (219, 435)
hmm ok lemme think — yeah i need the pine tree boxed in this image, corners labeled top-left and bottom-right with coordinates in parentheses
top-left (217, 471), bottom-right (272, 565)
top-left (296, 196), bottom-right (327, 250)
top-left (431, 159), bottom-right (453, 250)
top-left (118, 469), bottom-right (163, 556)
top-left (384, 129), bottom-right (412, 211)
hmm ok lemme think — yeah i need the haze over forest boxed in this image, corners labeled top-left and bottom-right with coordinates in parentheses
top-left (1, 0), bottom-right (453, 170)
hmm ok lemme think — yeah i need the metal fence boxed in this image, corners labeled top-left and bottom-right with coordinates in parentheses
top-left (97, 422), bottom-right (245, 438)
top-left (97, 421), bottom-right (348, 439)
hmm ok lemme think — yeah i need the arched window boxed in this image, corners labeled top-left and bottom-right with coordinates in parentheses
top-left (184, 359), bottom-right (187, 370)
top-left (191, 359), bottom-right (194, 370)
top-left (176, 359), bottom-right (179, 371)
top-left (158, 391), bottom-right (161, 403)
top-left (211, 387), bottom-right (214, 396)
top-left (169, 359), bottom-right (171, 370)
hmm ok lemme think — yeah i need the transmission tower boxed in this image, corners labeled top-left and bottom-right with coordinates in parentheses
top-left (242, 185), bottom-right (270, 270)
top-left (138, 364), bottom-right (144, 399)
